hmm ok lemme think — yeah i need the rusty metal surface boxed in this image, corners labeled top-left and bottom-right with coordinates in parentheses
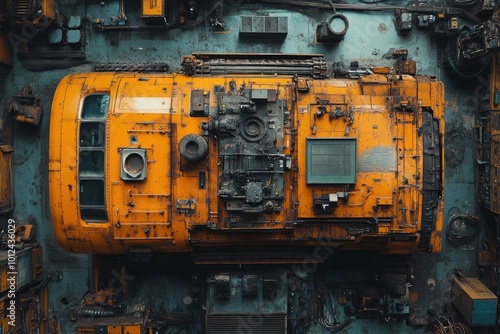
top-left (9, 84), bottom-right (43, 126)
top-left (0, 145), bottom-right (14, 215)
top-left (0, 0), bottom-right (487, 332)
top-left (182, 53), bottom-right (328, 78)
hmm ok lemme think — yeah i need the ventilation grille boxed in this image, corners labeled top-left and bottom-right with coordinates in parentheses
top-left (306, 138), bottom-right (356, 184)
top-left (14, 0), bottom-right (31, 16)
top-left (240, 16), bottom-right (288, 38)
top-left (206, 313), bottom-right (286, 334)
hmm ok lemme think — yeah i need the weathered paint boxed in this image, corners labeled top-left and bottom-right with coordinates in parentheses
top-left (0, 145), bottom-right (14, 214)
top-left (49, 70), bottom-right (444, 255)
top-left (358, 145), bottom-right (397, 172)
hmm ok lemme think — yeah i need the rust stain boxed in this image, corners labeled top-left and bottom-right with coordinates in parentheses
top-left (461, 114), bottom-right (475, 130)
top-left (445, 96), bottom-right (459, 111)
top-left (409, 289), bottom-right (419, 303)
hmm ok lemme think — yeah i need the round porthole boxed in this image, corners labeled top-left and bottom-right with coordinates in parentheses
top-left (124, 152), bottom-right (145, 178)
top-left (327, 14), bottom-right (349, 37)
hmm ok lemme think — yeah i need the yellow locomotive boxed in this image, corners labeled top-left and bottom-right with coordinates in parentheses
top-left (49, 54), bottom-right (444, 258)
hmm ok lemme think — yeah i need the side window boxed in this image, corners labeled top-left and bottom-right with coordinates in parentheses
top-left (79, 94), bottom-right (109, 222)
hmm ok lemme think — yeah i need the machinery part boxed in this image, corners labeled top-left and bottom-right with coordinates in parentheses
top-left (386, 48), bottom-right (417, 75)
top-left (245, 182), bottom-right (263, 203)
top-left (240, 116), bottom-right (266, 142)
top-left (440, 19), bottom-right (498, 78)
top-left (457, 20), bottom-right (499, 59)
top-left (451, 0), bottom-right (476, 6)
top-left (418, 109), bottom-right (443, 251)
top-left (417, 14), bottom-right (436, 28)
top-left (206, 271), bottom-right (287, 333)
top-left (141, 0), bottom-right (166, 22)
top-left (260, 0), bottom-right (480, 23)
top-left (188, 1), bottom-right (198, 20)
top-left (452, 322), bottom-right (473, 334)
top-left (77, 306), bottom-right (115, 317)
top-left (96, 0), bottom-right (223, 30)
top-left (113, 0), bottom-right (128, 25)
top-left (333, 61), bottom-right (375, 78)
top-left (190, 89), bottom-right (209, 116)
top-left (9, 84), bottom-right (43, 125)
top-left (242, 275), bottom-right (258, 297)
top-left (179, 134), bottom-right (208, 162)
top-left (6, 0), bottom-right (58, 29)
top-left (318, 317), bottom-right (354, 333)
top-left (214, 274), bottom-right (230, 299)
top-left (451, 276), bottom-right (497, 326)
top-left (394, 9), bottom-right (412, 35)
top-left (0, 145), bottom-right (14, 215)
top-left (15, 224), bottom-right (35, 242)
top-left (177, 198), bottom-right (196, 214)
top-left (7, 0), bottom-right (38, 18)
top-left (82, 289), bottom-right (118, 307)
top-left (209, 1), bottom-right (225, 31)
top-left (93, 62), bottom-right (169, 72)
top-left (446, 214), bottom-right (480, 246)
top-left (181, 53), bottom-right (327, 78)
top-left (393, 60), bottom-right (416, 75)
top-left (206, 314), bottom-right (286, 333)
top-left (240, 16), bottom-right (288, 39)
top-left (121, 149), bottom-right (147, 180)
top-left (316, 14), bottom-right (349, 43)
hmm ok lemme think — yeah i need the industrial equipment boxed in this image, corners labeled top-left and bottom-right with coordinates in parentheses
top-left (477, 53), bottom-right (500, 232)
top-left (452, 276), bottom-right (497, 326)
top-left (48, 54), bottom-right (444, 258)
top-left (7, 0), bottom-right (499, 332)
top-left (5, 0), bottom-right (58, 29)
top-left (9, 84), bottom-right (43, 125)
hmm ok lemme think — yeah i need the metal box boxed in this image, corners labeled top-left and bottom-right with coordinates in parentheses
top-left (142, 0), bottom-right (165, 18)
top-left (0, 246), bottom-right (43, 293)
top-left (240, 16), bottom-right (288, 38)
top-left (452, 277), bottom-right (497, 326)
top-left (120, 148), bottom-right (147, 181)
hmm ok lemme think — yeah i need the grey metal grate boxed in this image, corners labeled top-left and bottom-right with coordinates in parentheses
top-left (14, 0), bottom-right (30, 16)
top-left (306, 138), bottom-right (356, 184)
top-left (240, 16), bottom-right (288, 38)
top-left (206, 313), bottom-right (286, 334)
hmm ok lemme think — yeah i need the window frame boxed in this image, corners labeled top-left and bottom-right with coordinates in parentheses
top-left (306, 137), bottom-right (357, 184)
top-left (78, 94), bottom-right (110, 223)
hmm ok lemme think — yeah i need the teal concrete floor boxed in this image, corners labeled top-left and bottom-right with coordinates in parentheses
top-left (1, 0), bottom-right (486, 332)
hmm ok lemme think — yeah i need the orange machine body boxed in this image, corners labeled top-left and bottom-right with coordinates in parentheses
top-left (478, 54), bottom-right (500, 220)
top-left (49, 70), bottom-right (444, 256)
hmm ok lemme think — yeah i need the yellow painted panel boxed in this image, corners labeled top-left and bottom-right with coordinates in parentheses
top-left (142, 0), bottom-right (165, 17)
top-left (49, 70), bottom-right (444, 254)
top-left (377, 197), bottom-right (394, 206)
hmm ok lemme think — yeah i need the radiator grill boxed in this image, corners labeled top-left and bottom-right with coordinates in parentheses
top-left (14, 0), bottom-right (31, 16)
top-left (206, 313), bottom-right (286, 334)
